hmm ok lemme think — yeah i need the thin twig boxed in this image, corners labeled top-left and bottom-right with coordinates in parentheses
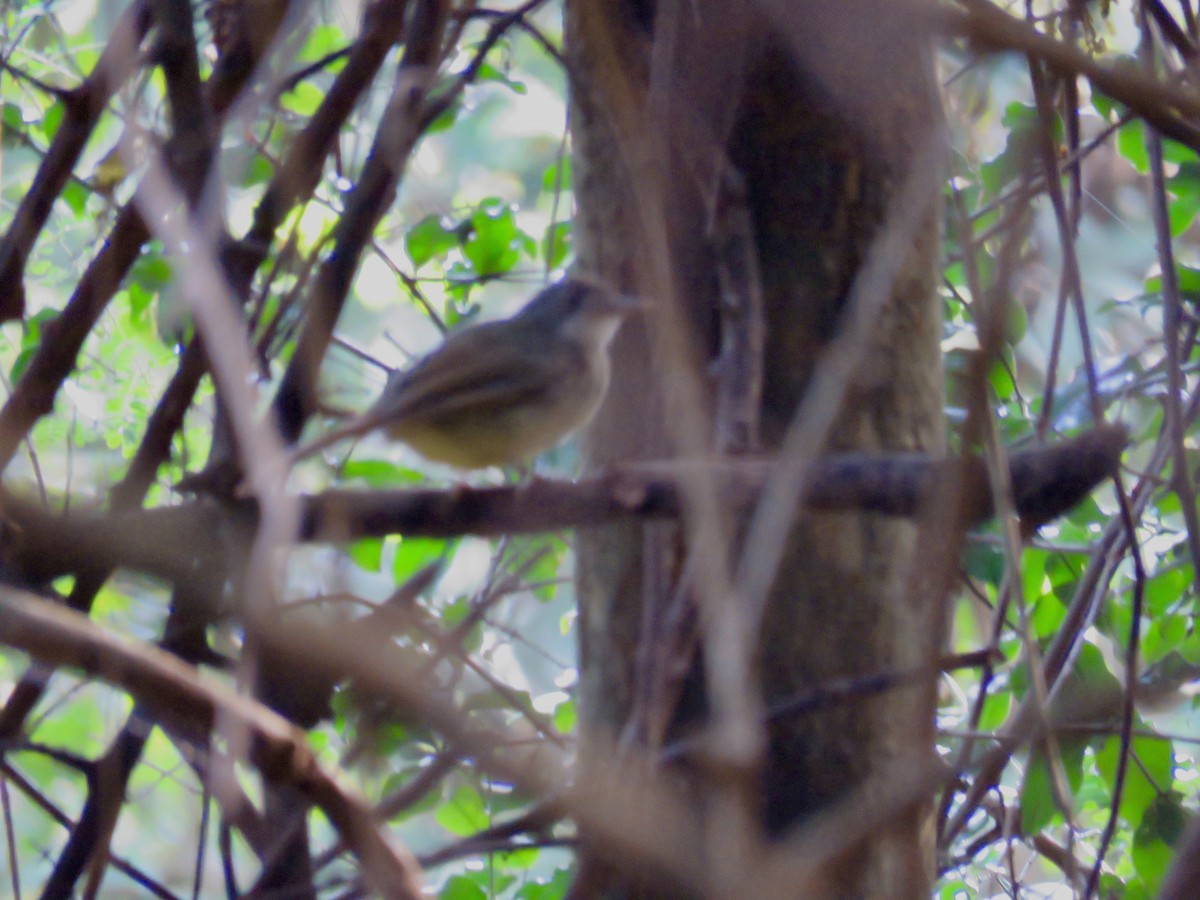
top-left (1085, 472), bottom-right (1146, 897)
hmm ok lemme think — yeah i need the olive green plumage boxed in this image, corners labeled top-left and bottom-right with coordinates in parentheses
top-left (293, 278), bottom-right (636, 469)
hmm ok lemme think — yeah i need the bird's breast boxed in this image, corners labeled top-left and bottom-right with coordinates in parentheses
top-left (387, 346), bottom-right (610, 468)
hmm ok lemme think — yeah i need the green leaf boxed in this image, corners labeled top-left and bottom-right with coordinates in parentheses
top-left (424, 100), bottom-right (461, 134)
top-left (542, 221), bottom-right (571, 269)
top-left (495, 845), bottom-right (540, 870)
top-left (62, 181), bottom-right (89, 216)
top-left (348, 537), bottom-right (384, 572)
top-left (367, 722), bottom-right (411, 757)
top-left (1133, 794), bottom-right (1187, 896)
top-left (979, 102), bottom-right (1047, 195)
top-left (937, 882), bottom-right (972, 900)
top-left (964, 540), bottom-right (1004, 587)
top-left (1020, 737), bottom-right (1085, 835)
top-left (1163, 139), bottom-right (1196, 165)
top-left (1107, 874), bottom-right (1145, 900)
top-left (1169, 191), bottom-right (1200, 236)
top-left (1004, 299), bottom-right (1027, 344)
top-left (0, 350), bottom-right (28, 391)
top-left (2, 102), bottom-right (23, 132)
top-left (50, 576), bottom-right (77, 600)
top-left (1030, 591), bottom-right (1067, 639)
top-left (463, 199), bottom-right (523, 276)
top-left (1136, 791), bottom-right (1189, 846)
top-left (1132, 837), bottom-right (1173, 895)
top-left (1117, 118), bottom-right (1150, 173)
top-left (298, 24), bottom-right (345, 61)
top-left (1021, 548), bottom-right (1050, 603)
top-left (341, 459), bottom-right (425, 488)
top-left (1171, 263), bottom-right (1200, 300)
top-left (439, 875), bottom-right (488, 900)
top-left (441, 595), bottom-right (471, 630)
top-left (1020, 751), bottom-right (1058, 834)
top-left (242, 153), bottom-right (274, 187)
top-left (1179, 631), bottom-right (1200, 664)
top-left (406, 214), bottom-right (458, 268)
top-left (1145, 567), bottom-right (1189, 617)
top-left (975, 690), bottom-right (1011, 732)
top-left (40, 101), bottom-right (64, 142)
top-left (13, 309), bottom-right (59, 381)
top-left (519, 535), bottom-right (567, 601)
top-left (1143, 614), bottom-right (1188, 664)
top-left (988, 356), bottom-right (1015, 400)
top-left (542, 157), bottom-right (572, 192)
top-left (394, 537), bottom-right (453, 585)
top-left (131, 253), bottom-right (172, 292)
top-left (444, 259), bottom-right (477, 289)
top-left (125, 283), bottom-right (154, 329)
top-left (284, 81), bottom-right (324, 117)
top-left (450, 871), bottom-right (518, 896)
top-left (476, 61), bottom-right (527, 94)
top-left (553, 697), bottom-right (576, 734)
top-left (943, 260), bottom-right (967, 290)
top-left (517, 868), bottom-right (572, 898)
top-left (1096, 729), bottom-right (1174, 824)
top-left (436, 784), bottom-right (490, 836)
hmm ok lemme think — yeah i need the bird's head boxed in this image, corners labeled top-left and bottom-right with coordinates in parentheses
top-left (518, 277), bottom-right (640, 350)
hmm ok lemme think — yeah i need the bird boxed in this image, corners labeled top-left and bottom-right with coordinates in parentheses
top-left (290, 277), bottom-right (638, 469)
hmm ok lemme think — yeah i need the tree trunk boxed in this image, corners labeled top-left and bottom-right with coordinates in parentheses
top-left (567, 2), bottom-right (945, 897)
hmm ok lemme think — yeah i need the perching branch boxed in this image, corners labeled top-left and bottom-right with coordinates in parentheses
top-left (0, 425), bottom-right (1127, 584)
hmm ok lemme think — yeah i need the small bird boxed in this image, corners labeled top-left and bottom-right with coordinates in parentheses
top-left (291, 277), bottom-right (638, 469)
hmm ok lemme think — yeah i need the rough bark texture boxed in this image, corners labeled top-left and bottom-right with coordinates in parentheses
top-left (567, 2), bottom-right (945, 897)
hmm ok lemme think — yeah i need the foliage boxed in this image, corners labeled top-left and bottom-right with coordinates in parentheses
top-left (0, 0), bottom-right (1198, 898)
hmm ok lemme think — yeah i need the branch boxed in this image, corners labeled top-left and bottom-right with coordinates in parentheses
top-left (0, 0), bottom-right (152, 322)
top-left (235, 0), bottom-right (412, 279)
top-left (0, 586), bottom-right (426, 900)
top-left (0, 0), bottom-right (283, 472)
top-left (300, 424), bottom-right (1127, 541)
top-left (932, 0), bottom-right (1200, 153)
top-left (0, 425), bottom-right (1127, 585)
top-left (271, 0), bottom-right (450, 442)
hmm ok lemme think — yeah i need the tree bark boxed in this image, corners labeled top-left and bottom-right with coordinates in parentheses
top-left (567, 2), bottom-right (945, 896)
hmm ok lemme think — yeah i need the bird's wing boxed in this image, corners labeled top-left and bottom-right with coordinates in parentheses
top-left (372, 324), bottom-right (582, 424)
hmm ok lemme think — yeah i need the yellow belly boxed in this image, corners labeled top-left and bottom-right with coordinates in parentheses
top-left (387, 380), bottom-right (606, 469)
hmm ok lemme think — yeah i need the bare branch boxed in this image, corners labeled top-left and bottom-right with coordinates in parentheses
top-left (0, 586), bottom-right (426, 900)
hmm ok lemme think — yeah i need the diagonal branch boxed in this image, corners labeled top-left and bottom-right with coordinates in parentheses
top-left (271, 0), bottom-right (451, 442)
top-left (933, 0), bottom-right (1200, 152)
top-left (0, 0), bottom-right (153, 322)
top-left (0, 0), bottom-right (288, 473)
top-left (0, 585), bottom-right (426, 900)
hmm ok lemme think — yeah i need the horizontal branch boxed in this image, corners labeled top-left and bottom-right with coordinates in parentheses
top-left (300, 424), bottom-right (1128, 540)
top-left (0, 426), bottom-right (1126, 584)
